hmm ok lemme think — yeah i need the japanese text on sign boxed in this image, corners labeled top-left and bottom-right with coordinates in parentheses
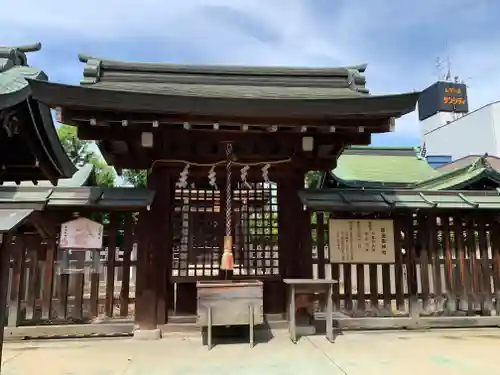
top-left (59, 217), bottom-right (104, 250)
top-left (443, 96), bottom-right (466, 105)
top-left (328, 219), bottom-right (395, 263)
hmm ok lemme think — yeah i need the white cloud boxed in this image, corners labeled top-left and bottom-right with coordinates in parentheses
top-left (448, 39), bottom-right (500, 111)
top-left (3, 0), bottom-right (499, 143)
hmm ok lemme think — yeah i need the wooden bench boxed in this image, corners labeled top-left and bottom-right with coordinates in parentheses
top-left (283, 279), bottom-right (338, 343)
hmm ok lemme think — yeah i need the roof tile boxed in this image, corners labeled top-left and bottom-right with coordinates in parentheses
top-left (331, 146), bottom-right (439, 187)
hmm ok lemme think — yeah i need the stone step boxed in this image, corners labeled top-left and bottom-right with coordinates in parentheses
top-left (161, 314), bottom-right (289, 334)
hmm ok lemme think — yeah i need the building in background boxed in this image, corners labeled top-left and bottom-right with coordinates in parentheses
top-left (419, 79), bottom-right (500, 161)
top-left (426, 154), bottom-right (453, 169)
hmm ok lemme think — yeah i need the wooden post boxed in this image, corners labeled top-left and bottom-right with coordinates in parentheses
top-left (271, 170), bottom-right (308, 314)
top-left (41, 237), bottom-right (56, 320)
top-left (154, 171), bottom-right (174, 324)
top-left (477, 215), bottom-right (493, 315)
top-left (24, 235), bottom-right (40, 321)
top-left (119, 213), bottom-right (134, 317)
top-left (490, 220), bottom-right (500, 314)
top-left (295, 172), bottom-right (313, 280)
top-left (8, 236), bottom-right (25, 327)
top-left (105, 213), bottom-right (119, 318)
top-left (277, 178), bottom-right (294, 277)
top-left (404, 213), bottom-right (420, 322)
top-left (134, 209), bottom-right (159, 335)
top-left (277, 170), bottom-right (308, 279)
top-left (0, 233), bottom-right (12, 373)
top-left (134, 167), bottom-right (173, 337)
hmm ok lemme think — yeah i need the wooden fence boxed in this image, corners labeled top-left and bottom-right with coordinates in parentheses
top-left (311, 211), bottom-right (500, 326)
top-left (6, 208), bottom-right (500, 331)
top-left (4, 211), bottom-right (138, 327)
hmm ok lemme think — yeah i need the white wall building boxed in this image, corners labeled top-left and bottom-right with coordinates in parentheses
top-left (421, 101), bottom-right (500, 160)
top-left (418, 80), bottom-right (500, 161)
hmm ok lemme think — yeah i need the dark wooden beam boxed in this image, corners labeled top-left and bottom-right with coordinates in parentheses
top-left (63, 108), bottom-right (393, 131)
top-left (98, 134), bottom-right (368, 170)
top-left (81, 126), bottom-right (370, 161)
top-left (78, 115), bottom-right (371, 170)
top-left (78, 124), bottom-right (372, 142)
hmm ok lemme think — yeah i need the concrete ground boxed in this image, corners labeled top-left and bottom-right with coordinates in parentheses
top-left (2, 328), bottom-right (500, 375)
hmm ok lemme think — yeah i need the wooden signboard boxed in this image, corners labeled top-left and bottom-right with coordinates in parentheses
top-left (328, 219), bottom-right (395, 263)
top-left (59, 217), bottom-right (104, 250)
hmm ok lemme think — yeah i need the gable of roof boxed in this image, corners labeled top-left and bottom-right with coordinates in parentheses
top-left (437, 154), bottom-right (500, 173)
top-left (416, 154), bottom-right (500, 190)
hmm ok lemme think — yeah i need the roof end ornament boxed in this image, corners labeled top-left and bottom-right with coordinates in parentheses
top-left (80, 55), bottom-right (102, 85)
top-left (0, 42), bottom-right (42, 72)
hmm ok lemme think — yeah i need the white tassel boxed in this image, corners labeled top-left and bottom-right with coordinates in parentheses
top-left (240, 165), bottom-right (251, 189)
top-left (261, 164), bottom-right (271, 183)
top-left (176, 164), bottom-right (190, 188)
top-left (208, 165), bottom-right (218, 189)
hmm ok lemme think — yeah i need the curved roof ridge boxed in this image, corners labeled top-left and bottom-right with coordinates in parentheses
top-left (78, 53), bottom-right (368, 75)
top-left (77, 53), bottom-right (369, 93)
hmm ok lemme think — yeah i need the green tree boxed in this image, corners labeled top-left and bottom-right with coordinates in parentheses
top-left (122, 169), bottom-right (147, 188)
top-left (305, 171), bottom-right (324, 188)
top-left (56, 125), bottom-right (94, 166)
top-left (56, 124), bottom-right (116, 187)
top-left (88, 156), bottom-right (116, 187)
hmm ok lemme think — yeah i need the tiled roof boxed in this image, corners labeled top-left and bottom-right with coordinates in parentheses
top-left (330, 146), bottom-right (440, 188)
top-left (0, 186), bottom-right (154, 209)
top-left (78, 54), bottom-right (371, 98)
top-left (299, 188), bottom-right (500, 211)
top-left (0, 43), bottom-right (76, 183)
top-left (27, 55), bottom-right (420, 120)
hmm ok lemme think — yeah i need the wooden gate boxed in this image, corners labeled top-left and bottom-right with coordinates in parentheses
top-left (171, 183), bottom-right (280, 314)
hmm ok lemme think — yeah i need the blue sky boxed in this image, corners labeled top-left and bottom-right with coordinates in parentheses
top-left (3, 0), bottom-right (500, 147)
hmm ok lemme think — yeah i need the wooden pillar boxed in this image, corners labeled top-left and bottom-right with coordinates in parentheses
top-left (153, 170), bottom-right (174, 324)
top-left (0, 233), bottom-right (12, 372)
top-left (8, 236), bottom-right (25, 327)
top-left (271, 169), bottom-right (308, 314)
top-left (134, 167), bottom-right (174, 335)
top-left (134, 209), bottom-right (158, 331)
top-left (41, 237), bottom-right (56, 320)
top-left (277, 170), bottom-right (309, 279)
top-left (277, 180), bottom-right (293, 278)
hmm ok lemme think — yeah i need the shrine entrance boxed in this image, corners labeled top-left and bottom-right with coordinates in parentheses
top-left (171, 181), bottom-right (280, 314)
top-left (28, 54), bottom-right (421, 332)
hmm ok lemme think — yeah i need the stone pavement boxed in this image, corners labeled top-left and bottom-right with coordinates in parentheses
top-left (2, 328), bottom-right (500, 375)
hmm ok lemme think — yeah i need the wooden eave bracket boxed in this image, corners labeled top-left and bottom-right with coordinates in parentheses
top-left (379, 192), bottom-right (395, 207)
top-left (418, 192), bottom-right (437, 208)
top-left (457, 192), bottom-right (479, 208)
top-left (27, 211), bottom-right (57, 239)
